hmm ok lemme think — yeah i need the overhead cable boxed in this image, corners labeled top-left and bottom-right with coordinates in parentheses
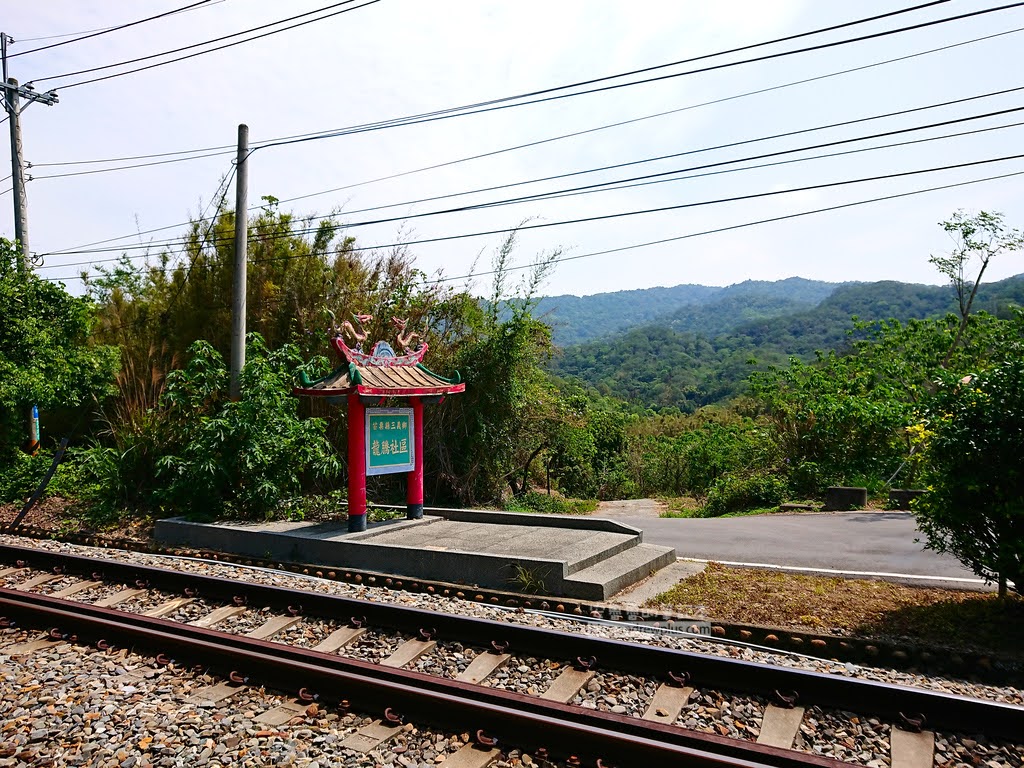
top-left (428, 169), bottom-right (1024, 285)
top-left (40, 168), bottom-right (1024, 284)
top-left (206, 152), bottom-right (1024, 256)
top-left (38, 109), bottom-right (1024, 263)
top-left (8, 1), bottom-right (216, 58)
top-left (30, 18), bottom-right (1021, 178)
top-left (253, 3), bottom-right (1024, 152)
top-left (40, 151), bottom-right (1024, 278)
top-left (29, 0), bottom-right (380, 90)
top-left (39, 73), bottom-right (1024, 257)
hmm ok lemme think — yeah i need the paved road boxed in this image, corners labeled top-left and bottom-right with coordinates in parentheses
top-left (603, 505), bottom-right (985, 586)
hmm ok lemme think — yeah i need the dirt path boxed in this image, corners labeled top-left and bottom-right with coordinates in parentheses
top-left (594, 498), bottom-right (666, 518)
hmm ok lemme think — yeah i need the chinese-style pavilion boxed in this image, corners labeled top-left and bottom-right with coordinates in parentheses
top-left (294, 316), bottom-right (464, 532)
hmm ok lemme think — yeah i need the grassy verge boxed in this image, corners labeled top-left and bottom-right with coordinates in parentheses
top-left (658, 496), bottom-right (702, 518)
top-left (658, 497), bottom-right (822, 519)
top-left (504, 491), bottom-right (599, 516)
top-left (645, 561), bottom-right (1024, 657)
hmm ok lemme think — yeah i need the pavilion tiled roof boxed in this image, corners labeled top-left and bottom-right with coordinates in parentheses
top-left (294, 362), bottom-right (464, 398)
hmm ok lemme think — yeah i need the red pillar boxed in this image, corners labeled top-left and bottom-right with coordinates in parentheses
top-left (406, 396), bottom-right (424, 519)
top-left (347, 392), bottom-right (367, 532)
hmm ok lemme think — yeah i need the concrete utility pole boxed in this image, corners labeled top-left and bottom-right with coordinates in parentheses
top-left (229, 123), bottom-right (249, 400)
top-left (2, 33), bottom-right (59, 453)
top-left (6, 77), bottom-right (29, 272)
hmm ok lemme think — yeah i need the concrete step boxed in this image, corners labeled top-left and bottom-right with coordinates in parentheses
top-left (564, 531), bottom-right (639, 575)
top-left (561, 543), bottom-right (677, 601)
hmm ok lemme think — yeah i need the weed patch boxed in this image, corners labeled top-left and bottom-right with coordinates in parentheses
top-left (646, 562), bottom-right (1024, 656)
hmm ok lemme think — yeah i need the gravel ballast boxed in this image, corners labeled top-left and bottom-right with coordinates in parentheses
top-left (2, 533), bottom-right (1023, 766)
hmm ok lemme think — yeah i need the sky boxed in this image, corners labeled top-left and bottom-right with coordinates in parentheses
top-left (2, 0), bottom-right (1022, 299)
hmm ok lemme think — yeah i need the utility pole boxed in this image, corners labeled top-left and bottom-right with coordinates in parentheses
top-left (5, 77), bottom-right (28, 272)
top-left (2, 33), bottom-right (59, 453)
top-left (229, 123), bottom-right (249, 399)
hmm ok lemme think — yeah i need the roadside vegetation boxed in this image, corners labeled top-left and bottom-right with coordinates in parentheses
top-left (2, 209), bottom-right (1022, 594)
top-left (647, 562), bottom-right (1024, 657)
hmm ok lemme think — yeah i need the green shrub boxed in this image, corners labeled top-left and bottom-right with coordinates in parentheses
top-left (75, 334), bottom-right (341, 521)
top-left (0, 238), bottom-right (119, 458)
top-left (0, 449), bottom-right (48, 503)
top-left (630, 418), bottom-right (782, 500)
top-left (915, 360), bottom-right (1024, 595)
top-left (505, 491), bottom-right (598, 516)
top-left (0, 447), bottom-right (91, 505)
top-left (77, 410), bottom-right (167, 519)
top-left (155, 336), bottom-right (340, 519)
top-left (701, 472), bottom-right (787, 517)
top-left (787, 461), bottom-right (831, 498)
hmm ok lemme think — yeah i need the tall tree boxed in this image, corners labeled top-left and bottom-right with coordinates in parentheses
top-left (931, 210), bottom-right (1023, 366)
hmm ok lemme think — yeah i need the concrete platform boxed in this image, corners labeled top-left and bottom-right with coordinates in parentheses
top-left (154, 509), bottom-right (676, 600)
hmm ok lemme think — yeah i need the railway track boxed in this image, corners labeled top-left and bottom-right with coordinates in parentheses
top-left (1, 540), bottom-right (1022, 767)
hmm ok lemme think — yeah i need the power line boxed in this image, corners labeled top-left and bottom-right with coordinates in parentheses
top-left (28, 31), bottom-right (1020, 218)
top-left (31, 22), bottom-right (1024, 259)
top-left (36, 0), bottom-right (998, 113)
top-left (37, 104), bottom-right (1024, 262)
top-left (79, 167), bottom-right (238, 341)
top-left (42, 152), bottom-right (1024, 281)
top-left (231, 152), bottom-right (1024, 257)
top-left (32, 142), bottom-right (237, 168)
top-left (41, 167), bottom-right (1024, 285)
top-left (288, 96), bottom-right (1024, 220)
top-left (251, 3), bottom-right (1024, 154)
top-left (252, 1), bottom-right (960, 148)
top-left (12, 1), bottom-right (227, 43)
top-left (263, 57), bottom-right (1024, 212)
top-left (31, 82), bottom-right (1019, 191)
top-left (8, 1), bottom-right (216, 58)
top-left (28, 19), bottom-right (1021, 180)
top-left (29, 147), bottom-right (235, 181)
top-left (163, 166), bottom-right (238, 312)
top-left (30, 144), bottom-right (233, 169)
top-left (22, 2), bottom-right (961, 171)
top-left (41, 119), bottom-right (1024, 266)
top-left (205, 114), bottom-right (1024, 241)
top-left (31, 0), bottom-right (380, 90)
top-left (429, 169), bottom-right (1024, 285)
top-left (25, 16), bottom-right (1024, 264)
top-left (446, 119), bottom-right (1024, 213)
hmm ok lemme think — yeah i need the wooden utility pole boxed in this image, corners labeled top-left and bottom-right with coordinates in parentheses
top-left (229, 123), bottom-right (249, 399)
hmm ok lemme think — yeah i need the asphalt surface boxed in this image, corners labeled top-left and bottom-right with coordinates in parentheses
top-left (605, 508), bottom-right (985, 586)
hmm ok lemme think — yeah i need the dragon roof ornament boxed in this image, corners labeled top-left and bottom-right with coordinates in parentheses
top-left (295, 312), bottom-right (464, 399)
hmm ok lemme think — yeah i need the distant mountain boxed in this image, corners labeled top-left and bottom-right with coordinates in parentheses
top-left (533, 283), bottom-right (719, 346)
top-left (663, 277), bottom-right (839, 339)
top-left (549, 275), bottom-right (1024, 411)
top-left (535, 277), bottom-right (839, 346)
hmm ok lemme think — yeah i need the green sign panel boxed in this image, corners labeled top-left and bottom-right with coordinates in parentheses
top-left (366, 407), bottom-right (415, 475)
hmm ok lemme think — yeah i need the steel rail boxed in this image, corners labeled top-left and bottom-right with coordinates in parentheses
top-left (3, 542), bottom-right (1023, 740)
top-left (0, 588), bottom-right (841, 768)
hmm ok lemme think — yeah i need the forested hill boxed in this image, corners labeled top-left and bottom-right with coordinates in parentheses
top-left (661, 277), bottom-right (840, 339)
top-left (536, 277), bottom-right (837, 346)
top-left (548, 275), bottom-right (1024, 411)
top-left (534, 283), bottom-right (718, 346)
